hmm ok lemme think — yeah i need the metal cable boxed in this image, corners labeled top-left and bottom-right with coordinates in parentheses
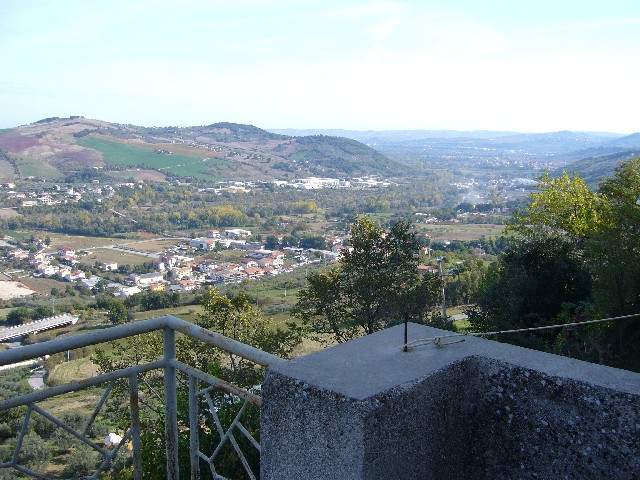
top-left (405, 312), bottom-right (640, 349)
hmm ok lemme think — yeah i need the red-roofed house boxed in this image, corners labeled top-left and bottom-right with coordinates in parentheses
top-left (244, 267), bottom-right (264, 280)
top-left (58, 246), bottom-right (75, 257)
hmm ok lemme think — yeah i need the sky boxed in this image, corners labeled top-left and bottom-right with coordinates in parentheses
top-left (1, 0), bottom-right (639, 133)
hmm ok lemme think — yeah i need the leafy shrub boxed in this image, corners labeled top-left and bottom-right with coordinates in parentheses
top-left (16, 432), bottom-right (51, 472)
top-left (62, 445), bottom-right (100, 478)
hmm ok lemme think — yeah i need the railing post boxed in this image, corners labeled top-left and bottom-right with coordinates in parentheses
top-left (189, 375), bottom-right (200, 479)
top-left (164, 327), bottom-right (179, 480)
top-left (130, 373), bottom-right (142, 480)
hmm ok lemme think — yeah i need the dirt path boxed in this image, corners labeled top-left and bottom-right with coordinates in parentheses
top-left (28, 369), bottom-right (46, 390)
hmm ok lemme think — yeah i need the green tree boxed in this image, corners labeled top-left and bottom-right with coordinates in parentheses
top-left (5, 307), bottom-right (32, 326)
top-left (510, 171), bottom-right (608, 242)
top-left (299, 235), bottom-right (326, 250)
top-left (180, 288), bottom-right (303, 386)
top-left (445, 258), bottom-right (488, 306)
top-left (32, 305), bottom-right (52, 320)
top-left (92, 278), bottom-right (110, 294)
top-left (468, 231), bottom-right (592, 351)
top-left (585, 158), bottom-right (640, 369)
top-left (106, 298), bottom-right (129, 324)
top-left (294, 216), bottom-right (441, 343)
top-left (61, 445), bottom-right (101, 478)
top-left (589, 158), bottom-right (640, 314)
top-left (264, 235), bottom-right (279, 250)
top-left (477, 158), bottom-right (640, 372)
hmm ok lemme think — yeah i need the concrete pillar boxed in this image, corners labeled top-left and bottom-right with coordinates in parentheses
top-left (261, 323), bottom-right (640, 479)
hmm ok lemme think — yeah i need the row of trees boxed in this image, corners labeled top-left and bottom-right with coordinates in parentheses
top-left (0, 174), bottom-right (460, 237)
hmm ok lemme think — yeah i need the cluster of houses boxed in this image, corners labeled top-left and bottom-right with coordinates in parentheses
top-left (278, 176), bottom-right (391, 189)
top-left (1, 180), bottom-right (145, 208)
top-left (3, 225), bottom-right (450, 304)
top-left (3, 221), bottom-right (356, 301)
top-left (115, 234), bottom-right (350, 295)
top-left (176, 229), bottom-right (294, 285)
top-left (4, 235), bottom-right (298, 299)
top-left (196, 177), bottom-right (393, 194)
top-left (96, 246), bottom-right (292, 297)
top-left (3, 174), bottom-right (392, 211)
top-left (196, 250), bottom-right (286, 284)
top-left (20, 246), bottom-right (88, 282)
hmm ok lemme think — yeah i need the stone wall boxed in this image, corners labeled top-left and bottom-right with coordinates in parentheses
top-left (261, 323), bottom-right (640, 479)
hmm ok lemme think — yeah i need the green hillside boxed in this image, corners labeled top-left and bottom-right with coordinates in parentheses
top-left (76, 137), bottom-right (222, 179)
top-left (287, 135), bottom-right (401, 176)
top-left (554, 150), bottom-right (640, 186)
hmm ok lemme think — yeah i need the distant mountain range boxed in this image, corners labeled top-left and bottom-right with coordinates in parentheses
top-left (272, 128), bottom-right (634, 155)
top-left (273, 128), bottom-right (640, 184)
top-left (0, 117), bottom-right (638, 184)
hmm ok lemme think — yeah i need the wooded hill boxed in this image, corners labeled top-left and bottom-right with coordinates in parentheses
top-left (0, 117), bottom-right (403, 183)
top-left (552, 149), bottom-right (640, 186)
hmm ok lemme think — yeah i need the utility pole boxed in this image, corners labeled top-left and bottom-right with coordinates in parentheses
top-left (437, 258), bottom-right (454, 320)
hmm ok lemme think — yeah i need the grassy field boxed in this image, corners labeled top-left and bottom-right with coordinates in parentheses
top-left (111, 168), bottom-right (168, 183)
top-left (13, 154), bottom-right (64, 179)
top-left (2, 229), bottom-right (30, 239)
top-left (120, 238), bottom-right (180, 253)
top-left (416, 223), bottom-right (505, 241)
top-left (453, 319), bottom-right (472, 332)
top-left (133, 305), bottom-right (203, 321)
top-left (38, 388), bottom-right (103, 416)
top-left (44, 233), bottom-right (125, 250)
top-left (19, 277), bottom-right (67, 295)
top-left (47, 357), bottom-right (99, 384)
top-left (77, 137), bottom-right (222, 179)
top-left (84, 248), bottom-right (152, 266)
top-left (2, 231), bottom-right (131, 249)
top-left (0, 159), bottom-right (16, 180)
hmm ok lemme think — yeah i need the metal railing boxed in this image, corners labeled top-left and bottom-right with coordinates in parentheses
top-left (0, 315), bottom-right (284, 479)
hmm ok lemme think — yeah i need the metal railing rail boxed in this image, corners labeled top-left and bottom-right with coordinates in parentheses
top-left (0, 315), bottom-right (284, 480)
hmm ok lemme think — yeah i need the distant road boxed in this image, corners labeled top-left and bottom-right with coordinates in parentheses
top-left (0, 359), bottom-right (39, 372)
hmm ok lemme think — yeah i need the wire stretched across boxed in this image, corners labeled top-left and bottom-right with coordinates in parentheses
top-left (404, 313), bottom-right (640, 349)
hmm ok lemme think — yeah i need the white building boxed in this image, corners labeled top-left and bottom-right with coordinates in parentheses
top-left (117, 286), bottom-right (142, 297)
top-left (225, 229), bottom-right (252, 239)
top-left (189, 238), bottom-right (217, 251)
top-left (130, 272), bottom-right (164, 286)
